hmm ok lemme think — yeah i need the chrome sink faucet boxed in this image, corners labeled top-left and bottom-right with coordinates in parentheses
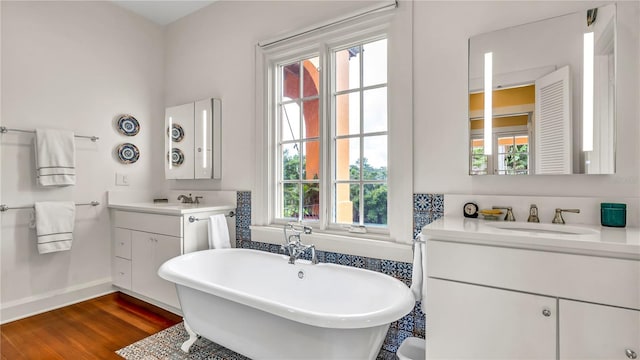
top-left (552, 208), bottom-right (580, 224)
top-left (492, 206), bottom-right (516, 221)
top-left (282, 223), bottom-right (318, 265)
top-left (177, 194), bottom-right (194, 204)
top-left (527, 204), bottom-right (540, 223)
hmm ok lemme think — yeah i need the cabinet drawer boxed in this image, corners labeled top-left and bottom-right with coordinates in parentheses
top-left (113, 228), bottom-right (132, 259)
top-left (113, 257), bottom-right (132, 290)
top-left (112, 210), bottom-right (182, 237)
top-left (427, 240), bottom-right (640, 309)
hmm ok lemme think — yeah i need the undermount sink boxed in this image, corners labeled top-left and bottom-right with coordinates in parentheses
top-left (484, 222), bottom-right (600, 236)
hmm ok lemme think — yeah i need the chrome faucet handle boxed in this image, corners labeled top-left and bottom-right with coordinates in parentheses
top-left (177, 194), bottom-right (194, 204)
top-left (552, 208), bottom-right (580, 224)
top-left (527, 204), bottom-right (540, 223)
top-left (492, 206), bottom-right (515, 221)
top-left (194, 196), bottom-right (203, 204)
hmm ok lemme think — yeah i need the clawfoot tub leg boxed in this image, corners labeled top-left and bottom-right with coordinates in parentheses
top-left (181, 320), bottom-right (199, 353)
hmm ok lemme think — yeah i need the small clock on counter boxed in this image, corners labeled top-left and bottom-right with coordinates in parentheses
top-left (463, 202), bottom-right (479, 218)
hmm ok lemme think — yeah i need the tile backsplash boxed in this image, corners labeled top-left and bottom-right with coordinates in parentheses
top-left (234, 191), bottom-right (443, 359)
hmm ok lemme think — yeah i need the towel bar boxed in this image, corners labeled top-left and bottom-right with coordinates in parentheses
top-left (188, 211), bottom-right (236, 223)
top-left (0, 201), bottom-right (100, 212)
top-left (0, 126), bottom-right (100, 142)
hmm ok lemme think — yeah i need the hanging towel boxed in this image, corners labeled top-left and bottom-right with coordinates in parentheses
top-left (208, 214), bottom-right (230, 249)
top-left (410, 233), bottom-right (426, 309)
top-left (35, 129), bottom-right (76, 186)
top-left (35, 201), bottom-right (75, 254)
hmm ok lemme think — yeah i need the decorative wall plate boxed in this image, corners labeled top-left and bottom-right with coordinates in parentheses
top-left (117, 115), bottom-right (140, 136)
top-left (167, 124), bottom-right (184, 142)
top-left (117, 143), bottom-right (140, 164)
top-left (167, 148), bottom-right (184, 166)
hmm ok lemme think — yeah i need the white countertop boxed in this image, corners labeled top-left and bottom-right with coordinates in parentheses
top-left (422, 217), bottom-right (640, 260)
top-left (108, 202), bottom-right (236, 216)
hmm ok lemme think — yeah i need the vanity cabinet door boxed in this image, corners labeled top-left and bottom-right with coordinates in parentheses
top-left (560, 299), bottom-right (640, 360)
top-left (131, 231), bottom-right (181, 309)
top-left (426, 278), bottom-right (557, 360)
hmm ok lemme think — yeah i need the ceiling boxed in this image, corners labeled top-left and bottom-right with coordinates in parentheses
top-left (111, 1), bottom-right (217, 26)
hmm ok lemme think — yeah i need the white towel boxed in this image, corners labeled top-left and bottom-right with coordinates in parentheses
top-left (208, 214), bottom-right (230, 249)
top-left (35, 201), bottom-right (75, 254)
top-left (410, 233), bottom-right (426, 309)
top-left (35, 129), bottom-right (76, 186)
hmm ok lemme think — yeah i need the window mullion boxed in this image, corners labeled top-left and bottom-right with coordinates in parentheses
top-left (358, 45), bottom-right (365, 226)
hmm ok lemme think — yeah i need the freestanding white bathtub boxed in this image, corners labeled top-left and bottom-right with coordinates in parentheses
top-left (158, 248), bottom-right (415, 360)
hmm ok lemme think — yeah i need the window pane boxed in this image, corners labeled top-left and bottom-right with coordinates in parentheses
top-left (363, 87), bottom-right (387, 133)
top-left (302, 99), bottom-right (319, 139)
top-left (335, 46), bottom-right (360, 92)
top-left (336, 138), bottom-right (359, 180)
top-left (336, 92), bottom-right (359, 136)
top-left (282, 143), bottom-right (300, 180)
top-left (363, 135), bottom-right (387, 180)
top-left (282, 183), bottom-right (299, 219)
top-left (335, 183), bottom-right (359, 224)
top-left (363, 39), bottom-right (387, 87)
top-left (302, 140), bottom-right (320, 180)
top-left (302, 57), bottom-right (320, 98)
top-left (281, 102), bottom-right (300, 141)
top-left (282, 62), bottom-right (300, 100)
top-left (471, 154), bottom-right (488, 175)
top-left (302, 182), bottom-right (320, 220)
top-left (363, 183), bottom-right (387, 226)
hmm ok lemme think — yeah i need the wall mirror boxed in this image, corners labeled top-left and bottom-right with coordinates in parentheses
top-left (165, 98), bottom-right (222, 180)
top-left (468, 4), bottom-right (616, 175)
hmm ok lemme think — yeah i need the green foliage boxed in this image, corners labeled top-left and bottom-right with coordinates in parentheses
top-left (281, 150), bottom-right (387, 225)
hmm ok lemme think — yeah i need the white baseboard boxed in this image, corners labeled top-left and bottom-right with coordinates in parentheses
top-left (0, 278), bottom-right (115, 324)
top-left (116, 287), bottom-right (183, 316)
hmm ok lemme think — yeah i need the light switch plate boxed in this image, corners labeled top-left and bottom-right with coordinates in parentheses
top-left (115, 172), bottom-right (129, 186)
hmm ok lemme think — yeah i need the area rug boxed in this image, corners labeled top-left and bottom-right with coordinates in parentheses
top-left (116, 322), bottom-right (250, 360)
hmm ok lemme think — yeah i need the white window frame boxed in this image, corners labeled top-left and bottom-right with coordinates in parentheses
top-left (254, 10), bottom-right (413, 246)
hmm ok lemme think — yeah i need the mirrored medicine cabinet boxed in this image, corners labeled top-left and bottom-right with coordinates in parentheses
top-left (468, 4), bottom-right (616, 175)
top-left (165, 98), bottom-right (222, 180)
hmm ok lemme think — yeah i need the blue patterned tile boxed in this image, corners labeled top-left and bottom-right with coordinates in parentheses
top-left (376, 349), bottom-right (397, 360)
top-left (396, 330), bottom-right (413, 347)
top-left (380, 260), bottom-right (397, 276)
top-left (413, 193), bottom-right (431, 212)
top-left (414, 314), bottom-right (426, 337)
top-left (325, 252), bottom-right (337, 263)
top-left (382, 328), bottom-right (399, 352)
top-left (314, 250), bottom-right (325, 263)
top-left (414, 301), bottom-right (425, 317)
top-left (240, 240), bottom-right (251, 249)
top-left (350, 256), bottom-right (365, 268)
top-left (366, 258), bottom-right (381, 272)
top-left (413, 211), bottom-right (431, 231)
top-left (397, 262), bottom-right (412, 280)
top-left (398, 314), bottom-right (414, 332)
top-left (269, 244), bottom-right (281, 254)
top-left (432, 193), bottom-right (444, 215)
top-left (337, 253), bottom-right (351, 266)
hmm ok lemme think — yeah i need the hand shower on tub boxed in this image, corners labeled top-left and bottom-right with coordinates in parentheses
top-left (282, 223), bottom-right (318, 265)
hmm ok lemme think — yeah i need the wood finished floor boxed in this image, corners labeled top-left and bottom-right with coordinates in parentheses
top-left (0, 292), bottom-right (182, 359)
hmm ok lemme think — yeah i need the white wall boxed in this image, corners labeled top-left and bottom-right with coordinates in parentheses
top-left (0, 1), bottom-right (165, 322)
top-left (163, 1), bottom-right (391, 193)
top-left (414, 1), bottom-right (640, 198)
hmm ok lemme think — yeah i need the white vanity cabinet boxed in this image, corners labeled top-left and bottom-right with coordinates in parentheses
top-left (427, 278), bottom-right (557, 359)
top-left (424, 219), bottom-right (640, 360)
top-left (110, 206), bottom-right (233, 312)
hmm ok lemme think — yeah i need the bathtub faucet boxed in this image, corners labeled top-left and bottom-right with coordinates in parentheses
top-left (282, 223), bottom-right (318, 265)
